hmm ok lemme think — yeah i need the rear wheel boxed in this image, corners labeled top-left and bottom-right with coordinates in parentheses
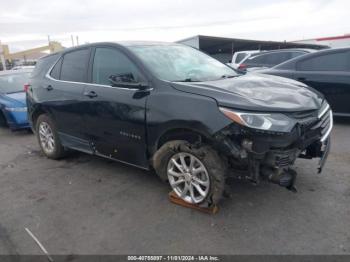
top-left (153, 140), bottom-right (227, 206)
top-left (36, 114), bottom-right (66, 159)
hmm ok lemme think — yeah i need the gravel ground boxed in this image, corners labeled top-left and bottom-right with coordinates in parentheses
top-left (0, 119), bottom-right (349, 255)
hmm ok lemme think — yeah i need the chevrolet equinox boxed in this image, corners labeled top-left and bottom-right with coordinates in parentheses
top-left (27, 42), bottom-right (332, 207)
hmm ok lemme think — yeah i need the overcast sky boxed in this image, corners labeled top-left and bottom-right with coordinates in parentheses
top-left (1, 0), bottom-right (349, 52)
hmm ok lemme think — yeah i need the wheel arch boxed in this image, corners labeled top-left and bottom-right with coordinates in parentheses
top-left (30, 105), bottom-right (52, 131)
top-left (152, 127), bottom-right (213, 155)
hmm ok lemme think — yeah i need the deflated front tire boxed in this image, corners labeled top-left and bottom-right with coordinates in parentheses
top-left (152, 140), bottom-right (227, 207)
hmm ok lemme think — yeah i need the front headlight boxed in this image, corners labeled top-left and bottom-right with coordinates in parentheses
top-left (219, 107), bottom-right (296, 132)
top-left (5, 107), bottom-right (27, 112)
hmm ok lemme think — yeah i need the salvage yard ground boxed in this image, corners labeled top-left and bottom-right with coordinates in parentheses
top-left (0, 119), bottom-right (349, 255)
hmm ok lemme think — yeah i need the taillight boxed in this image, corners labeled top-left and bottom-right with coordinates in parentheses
top-left (24, 84), bottom-right (31, 92)
top-left (238, 64), bottom-right (247, 70)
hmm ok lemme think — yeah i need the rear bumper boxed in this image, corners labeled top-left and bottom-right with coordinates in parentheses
top-left (3, 110), bottom-right (30, 130)
top-left (8, 123), bottom-right (31, 130)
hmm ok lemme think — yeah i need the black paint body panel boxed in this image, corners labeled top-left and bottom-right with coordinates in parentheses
top-left (27, 42), bottom-right (327, 169)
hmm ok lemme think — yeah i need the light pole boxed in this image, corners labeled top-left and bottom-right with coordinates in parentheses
top-left (0, 40), bottom-right (7, 71)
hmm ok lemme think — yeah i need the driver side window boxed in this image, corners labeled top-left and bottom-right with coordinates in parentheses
top-left (92, 47), bottom-right (143, 86)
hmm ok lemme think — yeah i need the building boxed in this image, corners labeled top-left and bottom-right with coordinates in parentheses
top-left (293, 34), bottom-right (350, 49)
top-left (176, 35), bottom-right (327, 63)
top-left (0, 41), bottom-right (64, 71)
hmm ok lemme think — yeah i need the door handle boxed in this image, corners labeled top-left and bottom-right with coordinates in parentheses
top-left (297, 77), bottom-right (306, 81)
top-left (84, 91), bottom-right (98, 98)
top-left (46, 85), bottom-right (53, 91)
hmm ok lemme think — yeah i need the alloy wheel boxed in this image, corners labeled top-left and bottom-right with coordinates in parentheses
top-left (38, 122), bottom-right (55, 154)
top-left (167, 152), bottom-right (210, 204)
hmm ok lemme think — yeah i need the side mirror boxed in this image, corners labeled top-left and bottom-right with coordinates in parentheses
top-left (109, 73), bottom-right (148, 90)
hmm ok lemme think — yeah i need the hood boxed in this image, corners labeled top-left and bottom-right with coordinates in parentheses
top-left (171, 73), bottom-right (323, 112)
top-left (0, 92), bottom-right (26, 107)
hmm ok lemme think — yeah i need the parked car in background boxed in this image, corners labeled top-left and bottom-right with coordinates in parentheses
top-left (238, 49), bottom-right (315, 72)
top-left (0, 69), bottom-right (32, 130)
top-left (12, 65), bottom-right (36, 70)
top-left (229, 50), bottom-right (261, 69)
top-left (27, 42), bottom-right (332, 207)
top-left (260, 47), bottom-right (350, 116)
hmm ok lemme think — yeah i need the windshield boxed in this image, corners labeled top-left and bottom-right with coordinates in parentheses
top-left (128, 45), bottom-right (237, 82)
top-left (0, 72), bottom-right (31, 94)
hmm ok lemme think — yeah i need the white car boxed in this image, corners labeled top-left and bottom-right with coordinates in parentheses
top-left (237, 49), bottom-right (315, 72)
top-left (228, 50), bottom-right (261, 69)
top-left (11, 65), bottom-right (36, 70)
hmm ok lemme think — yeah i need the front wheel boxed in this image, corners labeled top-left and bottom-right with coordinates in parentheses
top-left (153, 141), bottom-right (227, 206)
top-left (36, 114), bottom-right (66, 159)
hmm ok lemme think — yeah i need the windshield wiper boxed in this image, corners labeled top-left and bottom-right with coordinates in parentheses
top-left (221, 74), bottom-right (237, 79)
top-left (5, 90), bottom-right (24, 94)
top-left (174, 78), bottom-right (202, 82)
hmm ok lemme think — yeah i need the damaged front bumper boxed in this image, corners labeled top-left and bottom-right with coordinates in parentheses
top-left (213, 106), bottom-right (333, 191)
top-left (317, 136), bottom-right (331, 173)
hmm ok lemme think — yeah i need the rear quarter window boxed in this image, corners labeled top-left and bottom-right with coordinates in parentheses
top-left (50, 57), bottom-right (62, 79)
top-left (31, 54), bottom-right (59, 79)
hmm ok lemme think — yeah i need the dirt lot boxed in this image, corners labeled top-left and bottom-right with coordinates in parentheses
top-left (0, 119), bottom-right (349, 255)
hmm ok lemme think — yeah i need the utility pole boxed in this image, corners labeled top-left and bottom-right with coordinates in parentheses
top-left (0, 40), bottom-right (7, 71)
top-left (71, 35), bottom-right (75, 47)
top-left (76, 35), bottom-right (79, 46)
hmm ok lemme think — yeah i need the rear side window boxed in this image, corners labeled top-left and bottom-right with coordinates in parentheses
top-left (290, 51), bottom-right (305, 59)
top-left (297, 51), bottom-right (350, 71)
top-left (92, 47), bottom-right (143, 85)
top-left (60, 49), bottom-right (90, 82)
top-left (246, 54), bottom-right (268, 65)
top-left (247, 51), bottom-right (306, 67)
top-left (264, 52), bottom-right (292, 66)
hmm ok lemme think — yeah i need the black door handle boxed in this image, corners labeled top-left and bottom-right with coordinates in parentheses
top-left (84, 91), bottom-right (98, 98)
top-left (297, 77), bottom-right (306, 81)
top-left (46, 85), bottom-right (53, 91)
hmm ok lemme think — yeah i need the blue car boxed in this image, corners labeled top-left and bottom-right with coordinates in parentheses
top-left (0, 69), bottom-right (33, 130)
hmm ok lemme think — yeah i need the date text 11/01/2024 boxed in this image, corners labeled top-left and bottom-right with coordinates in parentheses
top-left (127, 255), bottom-right (219, 261)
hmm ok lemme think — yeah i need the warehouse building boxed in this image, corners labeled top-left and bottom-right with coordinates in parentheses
top-left (293, 34), bottom-right (350, 49)
top-left (177, 35), bottom-right (327, 63)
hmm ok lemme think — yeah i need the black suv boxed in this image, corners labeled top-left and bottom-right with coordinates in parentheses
top-left (259, 47), bottom-right (350, 116)
top-left (27, 42), bottom-right (332, 207)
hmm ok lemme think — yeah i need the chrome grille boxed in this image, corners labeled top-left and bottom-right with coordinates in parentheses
top-left (320, 110), bottom-right (333, 142)
top-left (310, 103), bottom-right (333, 142)
top-left (290, 103), bottom-right (333, 143)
